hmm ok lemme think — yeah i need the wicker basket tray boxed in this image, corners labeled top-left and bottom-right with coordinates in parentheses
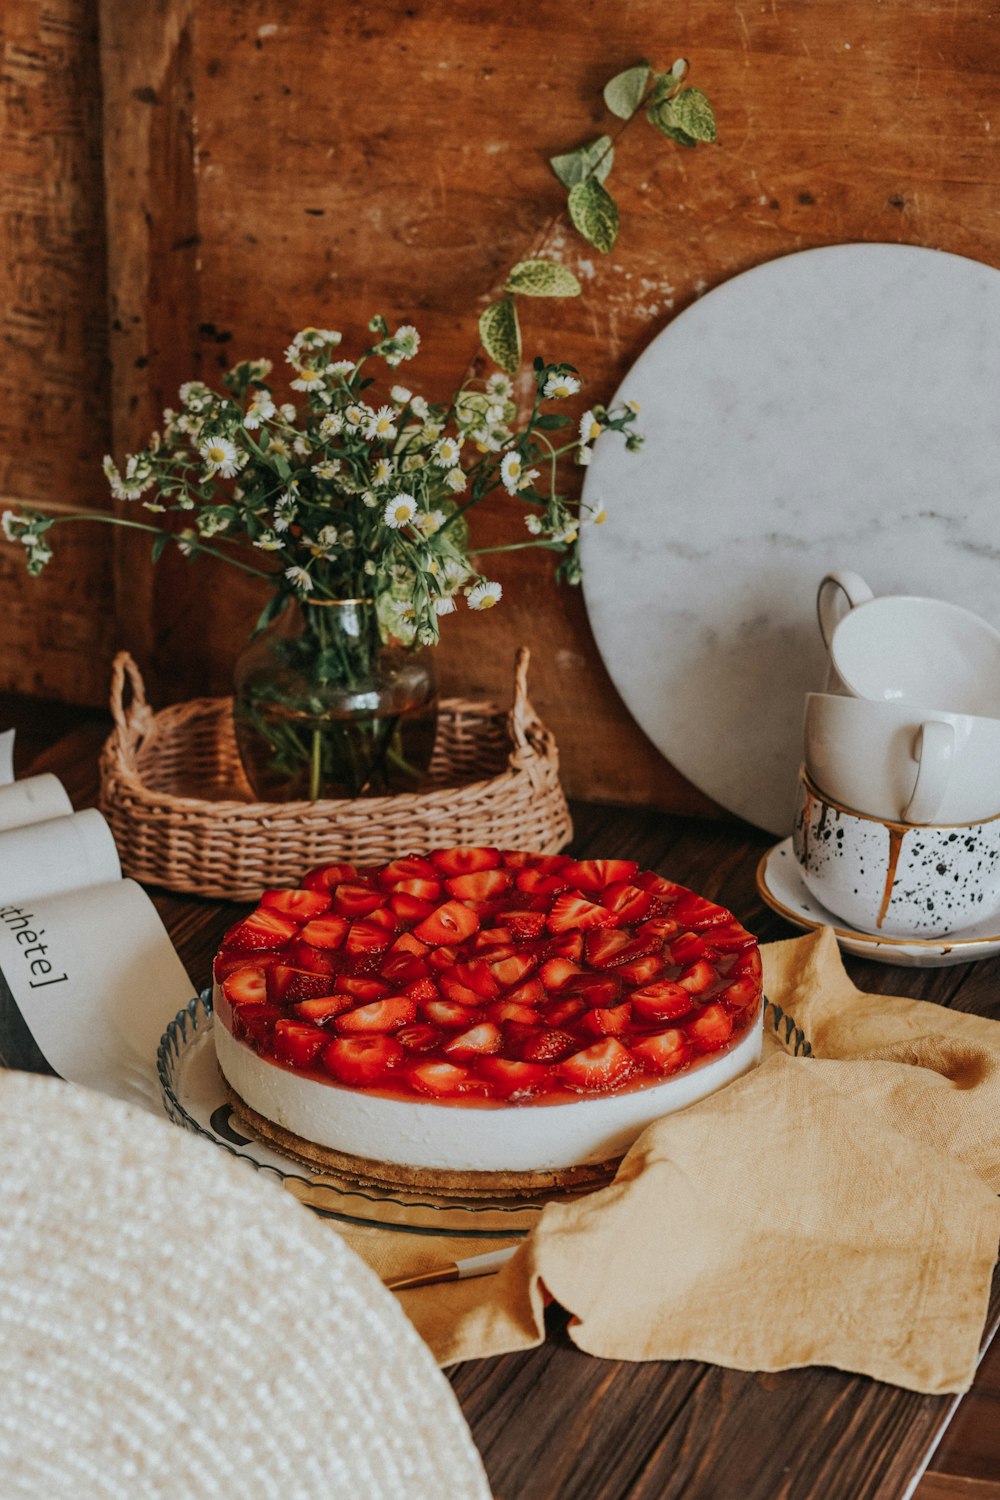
top-left (99, 647), bottom-right (572, 900)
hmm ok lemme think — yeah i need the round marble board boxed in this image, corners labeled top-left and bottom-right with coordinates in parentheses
top-left (580, 243), bottom-right (1000, 835)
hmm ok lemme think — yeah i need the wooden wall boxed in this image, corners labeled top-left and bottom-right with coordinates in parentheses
top-left (2, 0), bottom-right (1000, 808)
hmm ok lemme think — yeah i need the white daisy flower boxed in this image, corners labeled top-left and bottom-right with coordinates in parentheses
top-left (294, 326), bottom-right (341, 348)
top-left (290, 365), bottom-right (325, 392)
top-left (319, 413), bottom-right (344, 438)
top-left (197, 512), bottom-right (230, 538)
top-left (367, 405), bottom-right (398, 442)
top-left (383, 493), bottom-right (417, 529)
top-left (244, 390), bottom-right (277, 429)
top-left (410, 395), bottom-right (429, 419)
top-left (327, 359), bottom-right (355, 377)
top-left (579, 409), bottom-right (602, 444)
top-left (442, 557), bottom-right (470, 585)
top-left (199, 436), bottom-right (241, 478)
top-left (292, 435), bottom-right (312, 457)
top-left (414, 509), bottom-right (445, 537)
top-left (391, 600), bottom-right (416, 621)
top-left (433, 436), bottom-right (462, 468)
top-left (445, 468), bottom-right (467, 493)
top-left (585, 504), bottom-right (608, 525)
top-left (317, 524), bottom-right (339, 547)
top-left (402, 453), bottom-right (426, 472)
top-left (392, 324), bottom-right (420, 359)
top-left (543, 372), bottom-right (581, 400)
top-left (524, 514), bottom-right (544, 535)
top-left (485, 373), bottom-right (513, 400)
top-left (176, 529), bottom-right (199, 556)
top-left (253, 532), bottom-right (284, 551)
top-left (284, 566), bottom-right (314, 594)
top-left (313, 460), bottom-right (340, 479)
top-left (344, 402), bottom-right (372, 432)
top-left (179, 380), bottom-right (210, 410)
top-left (280, 403), bottom-right (297, 421)
top-left (267, 436), bottom-right (290, 458)
top-left (363, 558), bottom-right (377, 576)
top-left (390, 385), bottom-right (412, 404)
top-left (433, 595), bottom-right (457, 616)
top-left (1, 511), bottom-right (24, 542)
top-left (486, 403), bottom-right (507, 425)
top-left (361, 491), bottom-right (379, 508)
top-left (284, 343), bottom-right (301, 364)
top-left (372, 458), bottom-right (392, 487)
top-left (500, 452), bottom-right (539, 494)
top-left (576, 447), bottom-right (592, 467)
top-left (625, 398), bottom-right (641, 415)
top-left (466, 579), bottom-right (503, 611)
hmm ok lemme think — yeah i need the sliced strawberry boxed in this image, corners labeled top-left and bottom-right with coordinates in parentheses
top-left (514, 868), bottom-right (571, 895)
top-left (444, 868), bottom-right (512, 901)
top-left (631, 979), bottom-right (695, 1023)
top-left (396, 1022), bottom-right (444, 1052)
top-left (388, 877), bottom-right (443, 902)
top-left (634, 871), bottom-right (684, 900)
top-left (221, 966), bottom-right (268, 1008)
top-left (563, 972), bottom-right (622, 1007)
top-left (669, 891), bottom-right (732, 930)
top-left (616, 953), bottom-right (665, 986)
top-left (562, 858), bottom-right (639, 893)
top-left (345, 920), bottom-right (394, 957)
top-left (557, 1038), bottom-right (636, 1092)
top-left (735, 946), bottom-right (763, 981)
top-left (302, 861), bottom-right (359, 893)
top-left (538, 957), bottom-right (583, 991)
top-left (430, 846), bottom-right (501, 875)
top-left (273, 1019), bottom-right (328, 1068)
top-left (720, 975), bottom-right (760, 1015)
top-left (638, 915), bottom-right (683, 945)
top-left (487, 1000), bottom-right (541, 1025)
top-left (322, 1034), bottom-right (403, 1087)
top-left (476, 1056), bottom-right (550, 1099)
top-left (504, 978), bottom-right (546, 1006)
top-left (518, 1028), bottom-right (577, 1064)
top-left (379, 952), bottom-right (431, 985)
top-left (488, 951), bottom-right (538, 987)
top-left (686, 1003), bottom-right (734, 1051)
top-left (286, 940), bottom-right (340, 976)
top-left (583, 928), bottom-right (634, 968)
top-left (579, 1003), bottom-right (632, 1038)
top-left (439, 978), bottom-right (483, 1007)
top-left (412, 900), bottom-right (480, 946)
top-left (668, 931), bottom-right (708, 966)
top-left (260, 887), bottom-right (332, 920)
top-left (426, 944), bottom-right (459, 970)
top-left (500, 851), bottom-right (569, 873)
top-left (421, 998), bottom-right (478, 1030)
top-left (334, 976), bottom-right (391, 1002)
top-left (292, 994), bottom-right (352, 1023)
top-left (231, 1002), bottom-right (283, 1047)
top-left (390, 931), bottom-right (430, 957)
top-left (471, 926), bottom-right (514, 949)
top-left (707, 920), bottom-right (759, 955)
top-left (632, 1028), bottom-right (689, 1075)
top-left (298, 914), bottom-right (349, 950)
top-left (375, 856), bottom-right (438, 885)
top-left (268, 965), bottom-right (338, 1003)
top-left (600, 882), bottom-right (654, 924)
top-left (404, 976), bottom-right (440, 1003)
top-left (388, 892), bottom-right (437, 925)
top-left (504, 909), bottom-right (546, 938)
top-left (214, 949), bottom-right (276, 982)
top-left (407, 1059), bottom-right (471, 1096)
top-left (366, 906), bottom-right (398, 932)
top-left (223, 907), bottom-right (298, 954)
top-left (331, 883), bottom-right (385, 918)
top-left (541, 996), bottom-right (587, 1027)
top-left (441, 960), bottom-right (499, 1000)
top-left (544, 930), bottom-right (585, 961)
top-left (677, 958), bottom-right (716, 996)
top-left (336, 996), bottom-right (417, 1033)
top-left (546, 892), bottom-right (616, 934)
top-left (443, 1022), bottom-right (502, 1059)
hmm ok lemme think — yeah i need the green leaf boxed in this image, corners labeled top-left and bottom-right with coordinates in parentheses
top-left (479, 297), bottom-right (522, 374)
top-left (150, 532), bottom-right (170, 564)
top-left (654, 87), bottom-right (717, 143)
top-left (251, 590), bottom-right (292, 639)
top-left (504, 259), bottom-right (581, 298)
top-left (549, 135), bottom-right (614, 189)
top-left (532, 414), bottom-right (573, 430)
top-left (567, 178), bottom-right (619, 254)
top-left (603, 62), bottom-right (649, 120)
top-left (647, 104), bottom-right (697, 148)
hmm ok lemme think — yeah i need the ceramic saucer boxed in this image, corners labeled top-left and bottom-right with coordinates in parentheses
top-left (757, 838), bottom-right (1000, 968)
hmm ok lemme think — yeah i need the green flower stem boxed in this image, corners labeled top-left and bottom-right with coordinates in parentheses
top-left (40, 509), bottom-right (275, 581)
top-left (309, 727), bottom-right (323, 800)
top-left (468, 538), bottom-right (567, 556)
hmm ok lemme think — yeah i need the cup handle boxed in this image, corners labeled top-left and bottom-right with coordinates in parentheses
top-left (816, 570), bottom-right (875, 650)
top-left (902, 720), bottom-right (955, 823)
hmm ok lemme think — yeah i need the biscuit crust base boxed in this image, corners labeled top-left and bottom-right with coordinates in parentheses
top-left (224, 1081), bottom-right (618, 1200)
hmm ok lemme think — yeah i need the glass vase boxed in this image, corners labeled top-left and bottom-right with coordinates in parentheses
top-left (232, 598), bottom-right (438, 802)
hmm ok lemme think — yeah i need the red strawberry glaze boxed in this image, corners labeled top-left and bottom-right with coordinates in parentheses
top-left (214, 848), bottom-right (763, 1109)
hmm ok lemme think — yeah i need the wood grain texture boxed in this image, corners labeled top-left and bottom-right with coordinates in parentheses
top-left (92, 0), bottom-right (1000, 806)
top-left (0, 0), bottom-right (115, 703)
top-left (10, 704), bottom-right (1000, 1500)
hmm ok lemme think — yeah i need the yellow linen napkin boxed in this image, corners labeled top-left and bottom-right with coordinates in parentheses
top-left (357, 928), bottom-right (1000, 1394)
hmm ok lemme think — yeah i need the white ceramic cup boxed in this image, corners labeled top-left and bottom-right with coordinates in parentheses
top-left (816, 570), bottom-right (1000, 716)
top-left (803, 692), bottom-right (1000, 825)
top-left (792, 767), bottom-right (1000, 938)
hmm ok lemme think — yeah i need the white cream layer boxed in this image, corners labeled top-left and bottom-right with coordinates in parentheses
top-left (214, 1006), bottom-right (764, 1173)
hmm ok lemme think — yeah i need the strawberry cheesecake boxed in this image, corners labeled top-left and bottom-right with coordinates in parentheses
top-left (212, 849), bottom-right (764, 1190)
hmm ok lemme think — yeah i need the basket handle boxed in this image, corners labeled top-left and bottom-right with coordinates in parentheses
top-left (510, 646), bottom-right (540, 752)
top-left (109, 650), bottom-right (155, 756)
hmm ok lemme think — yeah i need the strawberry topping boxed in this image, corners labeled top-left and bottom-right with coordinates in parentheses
top-left (215, 849), bottom-right (762, 1103)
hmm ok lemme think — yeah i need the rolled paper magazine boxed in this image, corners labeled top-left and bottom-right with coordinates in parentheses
top-left (0, 774), bottom-right (74, 834)
top-left (0, 809), bottom-right (121, 907)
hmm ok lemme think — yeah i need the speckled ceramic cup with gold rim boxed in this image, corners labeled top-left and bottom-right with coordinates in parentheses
top-left (792, 767), bottom-right (1000, 939)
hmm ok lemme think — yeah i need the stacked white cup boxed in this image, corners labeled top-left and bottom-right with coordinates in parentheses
top-left (793, 570), bottom-right (1000, 939)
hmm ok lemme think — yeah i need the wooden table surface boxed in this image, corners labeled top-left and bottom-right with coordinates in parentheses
top-left (2, 702), bottom-right (999, 1500)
